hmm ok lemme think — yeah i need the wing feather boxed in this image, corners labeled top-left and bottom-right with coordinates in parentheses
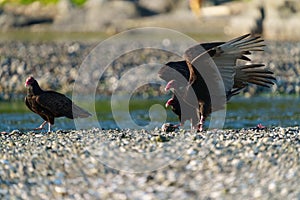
top-left (225, 33), bottom-right (251, 45)
top-left (36, 92), bottom-right (73, 118)
top-left (184, 34), bottom-right (268, 93)
top-left (36, 91), bottom-right (90, 119)
top-left (234, 64), bottom-right (276, 88)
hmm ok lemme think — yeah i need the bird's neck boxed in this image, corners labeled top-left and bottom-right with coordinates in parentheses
top-left (27, 82), bottom-right (43, 96)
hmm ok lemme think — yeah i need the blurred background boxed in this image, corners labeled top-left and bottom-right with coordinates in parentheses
top-left (0, 0), bottom-right (299, 131)
top-left (0, 0), bottom-right (299, 39)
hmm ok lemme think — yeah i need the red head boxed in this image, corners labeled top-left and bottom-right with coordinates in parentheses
top-left (165, 80), bottom-right (176, 91)
top-left (25, 76), bottom-right (35, 87)
top-left (165, 98), bottom-right (174, 108)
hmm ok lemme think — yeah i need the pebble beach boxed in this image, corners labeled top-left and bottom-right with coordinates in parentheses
top-left (1, 1), bottom-right (300, 199)
top-left (0, 39), bottom-right (300, 100)
top-left (1, 127), bottom-right (299, 199)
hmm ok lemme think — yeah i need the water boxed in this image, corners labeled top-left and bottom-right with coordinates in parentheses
top-left (0, 96), bottom-right (299, 132)
top-left (225, 96), bottom-right (300, 128)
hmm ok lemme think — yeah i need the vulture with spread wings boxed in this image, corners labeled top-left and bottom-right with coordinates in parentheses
top-left (25, 76), bottom-right (91, 132)
top-left (159, 33), bottom-right (276, 131)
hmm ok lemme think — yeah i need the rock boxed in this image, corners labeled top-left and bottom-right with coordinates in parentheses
top-left (225, 0), bottom-right (264, 35)
top-left (55, 0), bottom-right (73, 22)
top-left (227, 0), bottom-right (300, 40)
top-left (138, 0), bottom-right (176, 14)
top-left (0, 11), bottom-right (15, 30)
top-left (0, 2), bottom-right (55, 29)
top-left (54, 0), bottom-right (139, 32)
top-left (84, 0), bottom-right (138, 32)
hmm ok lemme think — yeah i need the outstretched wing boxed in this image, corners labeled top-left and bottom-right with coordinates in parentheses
top-left (36, 91), bottom-right (91, 119)
top-left (159, 43), bottom-right (224, 83)
top-left (184, 34), bottom-right (265, 94)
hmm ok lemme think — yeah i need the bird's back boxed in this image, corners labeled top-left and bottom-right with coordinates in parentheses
top-left (36, 91), bottom-right (90, 119)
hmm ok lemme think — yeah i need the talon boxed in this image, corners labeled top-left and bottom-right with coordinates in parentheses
top-left (256, 123), bottom-right (265, 129)
top-left (33, 121), bottom-right (47, 131)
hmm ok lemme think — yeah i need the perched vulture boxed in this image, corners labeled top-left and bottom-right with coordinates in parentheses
top-left (25, 76), bottom-right (91, 132)
top-left (159, 33), bottom-right (276, 131)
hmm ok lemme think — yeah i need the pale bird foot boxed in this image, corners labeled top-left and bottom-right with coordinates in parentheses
top-left (256, 123), bottom-right (266, 130)
top-left (34, 126), bottom-right (44, 130)
top-left (197, 123), bottom-right (204, 132)
top-left (34, 121), bottom-right (47, 131)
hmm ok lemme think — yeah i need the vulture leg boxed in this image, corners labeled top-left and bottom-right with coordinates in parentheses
top-left (198, 115), bottom-right (206, 132)
top-left (47, 123), bottom-right (51, 132)
top-left (34, 121), bottom-right (47, 130)
top-left (197, 102), bottom-right (205, 132)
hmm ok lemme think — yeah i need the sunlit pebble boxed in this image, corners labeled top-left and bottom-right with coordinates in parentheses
top-left (10, 130), bottom-right (21, 134)
top-left (253, 188), bottom-right (262, 198)
top-left (268, 181), bottom-right (276, 192)
top-left (35, 134), bottom-right (44, 138)
top-left (185, 160), bottom-right (198, 170)
top-left (54, 186), bottom-right (67, 194)
top-left (279, 127), bottom-right (285, 135)
top-left (280, 188), bottom-right (289, 196)
top-left (67, 43), bottom-right (80, 54)
top-left (186, 148), bottom-right (197, 156)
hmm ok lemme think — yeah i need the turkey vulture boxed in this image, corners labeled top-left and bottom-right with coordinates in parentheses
top-left (159, 33), bottom-right (276, 131)
top-left (25, 76), bottom-right (91, 132)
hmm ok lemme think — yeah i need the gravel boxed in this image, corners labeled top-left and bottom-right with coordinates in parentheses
top-left (0, 40), bottom-right (300, 100)
top-left (0, 127), bottom-right (300, 199)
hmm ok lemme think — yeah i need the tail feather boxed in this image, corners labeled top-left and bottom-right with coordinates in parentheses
top-left (72, 104), bottom-right (91, 118)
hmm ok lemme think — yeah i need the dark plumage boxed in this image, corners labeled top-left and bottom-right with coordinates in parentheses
top-left (25, 76), bottom-right (91, 132)
top-left (159, 33), bottom-right (276, 131)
